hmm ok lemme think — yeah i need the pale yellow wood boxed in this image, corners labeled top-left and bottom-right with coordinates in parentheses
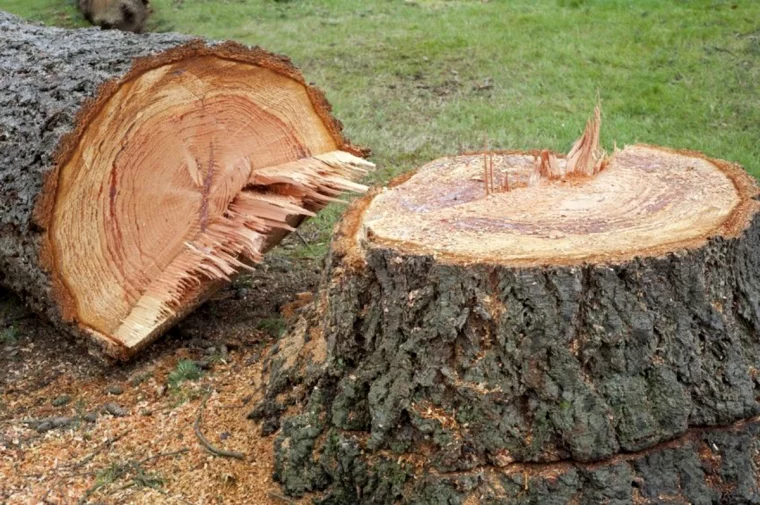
top-left (363, 146), bottom-right (743, 266)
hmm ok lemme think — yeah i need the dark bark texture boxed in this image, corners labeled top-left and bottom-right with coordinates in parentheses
top-left (0, 12), bottom-right (191, 347)
top-left (253, 195), bottom-right (760, 503)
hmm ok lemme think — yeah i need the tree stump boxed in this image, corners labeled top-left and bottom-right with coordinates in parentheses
top-left (254, 143), bottom-right (760, 504)
top-left (0, 12), bottom-right (372, 359)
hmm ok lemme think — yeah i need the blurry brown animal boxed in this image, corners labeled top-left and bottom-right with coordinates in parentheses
top-left (78, 0), bottom-right (152, 33)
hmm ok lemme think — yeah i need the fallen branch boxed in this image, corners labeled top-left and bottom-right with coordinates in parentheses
top-left (194, 391), bottom-right (246, 460)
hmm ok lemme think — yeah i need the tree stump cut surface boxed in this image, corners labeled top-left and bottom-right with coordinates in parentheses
top-left (256, 145), bottom-right (760, 504)
top-left (364, 146), bottom-right (755, 264)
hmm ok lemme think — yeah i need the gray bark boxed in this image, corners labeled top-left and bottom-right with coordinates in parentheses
top-left (253, 195), bottom-right (760, 503)
top-left (0, 11), bottom-right (191, 348)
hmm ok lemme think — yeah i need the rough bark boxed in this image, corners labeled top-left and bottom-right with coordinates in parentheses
top-left (0, 11), bottom-right (366, 358)
top-left (0, 11), bottom-right (193, 354)
top-left (270, 400), bottom-right (760, 504)
top-left (252, 153), bottom-right (760, 503)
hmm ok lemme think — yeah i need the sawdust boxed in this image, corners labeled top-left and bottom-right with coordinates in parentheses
top-left (0, 249), bottom-right (321, 504)
top-left (0, 344), bottom-right (304, 504)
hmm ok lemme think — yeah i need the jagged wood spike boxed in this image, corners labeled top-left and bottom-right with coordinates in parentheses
top-left (565, 104), bottom-right (605, 176)
top-left (528, 105), bottom-right (607, 187)
top-left (530, 150), bottom-right (563, 187)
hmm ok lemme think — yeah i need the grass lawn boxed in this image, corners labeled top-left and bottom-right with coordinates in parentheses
top-left (3, 0), bottom-right (759, 251)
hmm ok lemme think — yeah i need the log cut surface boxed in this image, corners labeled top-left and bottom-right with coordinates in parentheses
top-left (0, 12), bottom-right (371, 358)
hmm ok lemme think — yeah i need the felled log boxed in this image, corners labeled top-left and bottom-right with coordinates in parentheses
top-left (0, 12), bottom-right (372, 359)
top-left (253, 112), bottom-right (760, 503)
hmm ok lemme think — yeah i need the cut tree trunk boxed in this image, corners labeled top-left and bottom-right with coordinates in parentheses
top-left (253, 143), bottom-right (760, 504)
top-left (0, 11), bottom-right (372, 359)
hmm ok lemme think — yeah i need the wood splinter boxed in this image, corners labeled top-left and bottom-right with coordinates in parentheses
top-left (483, 104), bottom-right (609, 195)
top-left (531, 104), bottom-right (608, 187)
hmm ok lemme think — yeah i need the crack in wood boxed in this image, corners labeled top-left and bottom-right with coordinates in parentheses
top-left (412, 414), bottom-right (760, 480)
top-left (199, 142), bottom-right (215, 233)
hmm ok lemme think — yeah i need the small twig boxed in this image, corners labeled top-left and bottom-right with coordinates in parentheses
top-left (115, 481), bottom-right (136, 492)
top-left (489, 152), bottom-right (495, 194)
top-left (268, 491), bottom-right (296, 504)
top-left (77, 465), bottom-right (131, 505)
top-left (711, 46), bottom-right (736, 57)
top-left (194, 391), bottom-right (245, 460)
top-left (483, 134), bottom-right (491, 196)
top-left (0, 418), bottom-right (25, 424)
top-left (218, 401), bottom-right (251, 410)
top-left (138, 448), bottom-right (189, 467)
top-left (70, 428), bottom-right (133, 471)
top-left (294, 230), bottom-right (309, 246)
top-left (129, 452), bottom-right (194, 505)
top-left (483, 156), bottom-right (489, 196)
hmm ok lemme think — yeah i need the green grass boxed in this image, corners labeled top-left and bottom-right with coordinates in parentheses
top-left (256, 315), bottom-right (287, 338)
top-left (88, 459), bottom-right (165, 498)
top-left (94, 461), bottom-right (131, 488)
top-left (0, 326), bottom-right (19, 345)
top-left (166, 359), bottom-right (202, 389)
top-left (4, 0), bottom-right (759, 244)
top-left (132, 467), bottom-right (165, 490)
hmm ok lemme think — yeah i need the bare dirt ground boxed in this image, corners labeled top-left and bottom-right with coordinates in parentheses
top-left (0, 244), bottom-right (318, 505)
